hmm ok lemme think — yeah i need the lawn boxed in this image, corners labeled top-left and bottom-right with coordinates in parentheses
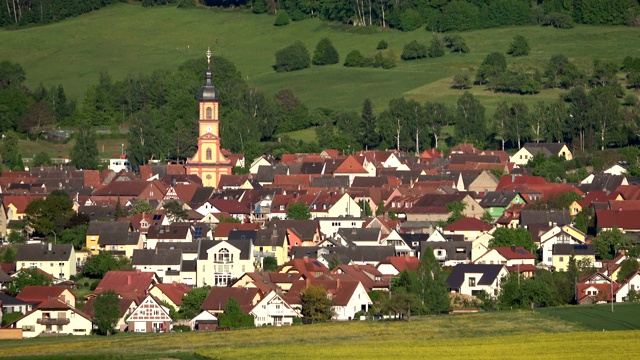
top-left (3, 310), bottom-right (639, 359)
top-left (2, 3), bottom-right (639, 114)
top-left (16, 138), bottom-right (128, 162)
top-left (537, 302), bottom-right (640, 331)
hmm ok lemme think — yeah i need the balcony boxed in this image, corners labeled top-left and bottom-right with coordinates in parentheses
top-left (37, 318), bottom-right (70, 325)
top-left (253, 251), bottom-right (275, 258)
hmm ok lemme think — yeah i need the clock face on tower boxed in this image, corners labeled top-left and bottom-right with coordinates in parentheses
top-left (206, 126), bottom-right (212, 133)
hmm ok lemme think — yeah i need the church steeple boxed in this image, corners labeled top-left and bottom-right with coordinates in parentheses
top-left (199, 47), bottom-right (219, 101)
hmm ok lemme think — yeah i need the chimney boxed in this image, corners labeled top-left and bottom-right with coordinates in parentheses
top-left (305, 278), bottom-right (311, 288)
top-left (48, 243), bottom-right (52, 252)
top-left (511, 174), bottom-right (515, 182)
top-left (136, 269), bottom-right (141, 274)
top-left (511, 245), bottom-right (516, 252)
top-left (127, 275), bottom-right (132, 285)
top-left (336, 278), bottom-right (341, 289)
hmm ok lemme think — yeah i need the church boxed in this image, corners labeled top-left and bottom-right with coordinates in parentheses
top-left (185, 49), bottom-right (233, 188)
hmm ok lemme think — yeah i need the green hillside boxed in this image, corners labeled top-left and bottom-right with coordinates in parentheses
top-left (2, 3), bottom-right (640, 113)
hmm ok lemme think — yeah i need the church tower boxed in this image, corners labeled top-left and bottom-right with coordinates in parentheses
top-left (186, 48), bottom-right (232, 188)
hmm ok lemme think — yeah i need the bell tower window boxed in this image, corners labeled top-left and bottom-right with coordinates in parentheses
top-left (206, 107), bottom-right (212, 120)
top-left (206, 148), bottom-right (212, 160)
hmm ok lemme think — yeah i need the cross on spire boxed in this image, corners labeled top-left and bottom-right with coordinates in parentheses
top-left (206, 47), bottom-right (211, 66)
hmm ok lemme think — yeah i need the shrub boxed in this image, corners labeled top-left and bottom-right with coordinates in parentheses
top-left (507, 35), bottom-right (530, 57)
top-left (428, 36), bottom-right (445, 58)
top-left (252, 0), bottom-right (267, 13)
top-left (274, 11), bottom-right (291, 26)
top-left (90, 279), bottom-right (100, 291)
top-left (312, 38), bottom-right (339, 65)
top-left (444, 34), bottom-right (469, 53)
top-left (344, 50), bottom-right (366, 67)
top-left (401, 40), bottom-right (427, 60)
top-left (274, 41), bottom-right (310, 72)
top-left (172, 325), bottom-right (191, 332)
top-left (372, 52), bottom-right (396, 69)
top-left (376, 40), bottom-right (388, 50)
top-left (543, 12), bottom-right (574, 29)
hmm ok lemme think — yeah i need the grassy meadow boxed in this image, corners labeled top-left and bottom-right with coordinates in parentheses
top-left (2, 3), bottom-right (640, 116)
top-left (538, 302), bottom-right (640, 331)
top-left (16, 138), bottom-right (128, 160)
top-left (2, 310), bottom-right (640, 359)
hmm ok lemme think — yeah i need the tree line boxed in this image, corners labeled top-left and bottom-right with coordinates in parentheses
top-left (202, 0), bottom-right (639, 30)
top-left (0, 0), bottom-right (123, 27)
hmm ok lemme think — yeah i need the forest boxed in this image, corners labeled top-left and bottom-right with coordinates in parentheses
top-left (2, 0), bottom-right (639, 29)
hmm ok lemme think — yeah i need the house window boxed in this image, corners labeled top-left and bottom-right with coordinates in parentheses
top-left (279, 205), bottom-right (285, 211)
top-left (214, 273), bottom-right (231, 287)
top-left (215, 249), bottom-right (231, 263)
top-left (559, 257), bottom-right (564, 262)
top-left (206, 148), bottom-right (212, 160)
top-left (469, 277), bottom-right (476, 287)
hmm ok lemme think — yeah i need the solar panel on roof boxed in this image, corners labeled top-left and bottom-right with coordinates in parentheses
top-left (193, 227), bottom-right (203, 239)
top-left (516, 249), bottom-right (528, 254)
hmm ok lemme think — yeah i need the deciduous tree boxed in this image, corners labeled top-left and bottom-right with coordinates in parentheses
top-left (6, 268), bottom-right (53, 296)
top-left (93, 290), bottom-right (120, 335)
top-left (286, 202), bottom-right (311, 220)
top-left (301, 284), bottom-right (333, 322)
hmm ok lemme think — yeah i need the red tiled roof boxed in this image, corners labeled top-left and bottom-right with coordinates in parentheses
top-left (94, 271), bottom-right (157, 300)
top-left (16, 286), bottom-right (72, 304)
top-left (608, 200), bottom-right (640, 211)
top-left (615, 185), bottom-right (640, 200)
top-left (153, 283), bottom-right (191, 306)
top-left (279, 258), bottom-right (328, 278)
top-left (496, 175), bottom-right (548, 191)
top-left (596, 209), bottom-right (640, 230)
top-left (333, 156), bottom-right (369, 174)
top-left (200, 287), bottom-right (262, 312)
top-left (493, 246), bottom-right (537, 260)
top-left (577, 283), bottom-right (618, 303)
top-left (443, 217), bottom-right (493, 232)
top-left (506, 264), bottom-right (538, 272)
top-left (213, 223), bottom-right (260, 239)
top-left (377, 256), bottom-right (421, 272)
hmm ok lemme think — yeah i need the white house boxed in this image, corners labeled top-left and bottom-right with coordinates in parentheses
top-left (125, 294), bottom-right (172, 333)
top-left (7, 298), bottom-right (92, 338)
top-left (250, 291), bottom-right (302, 326)
top-left (615, 270), bottom-right (640, 302)
top-left (510, 143), bottom-right (572, 166)
top-left (197, 240), bottom-right (255, 287)
top-left (318, 217), bottom-right (367, 239)
top-left (447, 264), bottom-right (509, 298)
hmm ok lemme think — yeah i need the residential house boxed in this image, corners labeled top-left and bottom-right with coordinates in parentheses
top-left (401, 194), bottom-right (485, 222)
top-left (91, 179), bottom-right (166, 204)
top-left (318, 217), bottom-right (367, 239)
top-left (94, 270), bottom-right (159, 302)
top-left (479, 191), bottom-right (526, 218)
top-left (335, 228), bottom-right (383, 247)
top-left (16, 285), bottom-right (76, 308)
top-left (254, 227), bottom-right (289, 266)
top-left (145, 224), bottom-right (194, 250)
top-left (126, 294), bottom-right (172, 333)
top-left (85, 221), bottom-right (132, 255)
top-left (596, 209), bottom-right (640, 233)
top-left (6, 298), bottom-right (92, 338)
top-left (278, 258), bottom-right (329, 279)
top-left (552, 244), bottom-right (596, 272)
top-left (83, 296), bottom-right (137, 332)
top-left (213, 223), bottom-right (260, 240)
top-left (539, 225), bottom-right (586, 266)
top-left (376, 256), bottom-right (421, 276)
top-left (99, 232), bottom-right (143, 258)
top-left (285, 279), bottom-right (372, 321)
top-left (197, 239), bottom-right (255, 287)
top-left (199, 287), bottom-right (263, 315)
top-left (442, 217), bottom-right (493, 242)
top-left (270, 219), bottom-right (322, 248)
top-left (330, 264), bottom-right (390, 292)
top-left (0, 292), bottom-right (32, 315)
top-left (474, 246), bottom-right (537, 276)
top-left (15, 244), bottom-right (76, 281)
top-left (250, 291), bottom-right (302, 326)
top-left (615, 270), bottom-right (640, 302)
top-left (510, 143), bottom-right (572, 166)
top-left (577, 282), bottom-right (616, 304)
top-left (447, 264), bottom-right (509, 298)
top-left (132, 249), bottom-right (183, 284)
top-left (429, 241), bottom-right (472, 266)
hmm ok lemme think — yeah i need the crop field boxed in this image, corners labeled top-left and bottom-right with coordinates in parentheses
top-left (537, 302), bottom-right (640, 331)
top-left (2, 3), bottom-right (640, 114)
top-left (2, 310), bottom-right (640, 359)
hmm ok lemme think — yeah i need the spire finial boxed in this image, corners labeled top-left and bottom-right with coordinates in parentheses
top-left (206, 47), bottom-right (211, 66)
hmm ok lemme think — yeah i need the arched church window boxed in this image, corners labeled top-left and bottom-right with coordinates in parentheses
top-left (206, 107), bottom-right (212, 119)
top-left (206, 148), bottom-right (212, 160)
